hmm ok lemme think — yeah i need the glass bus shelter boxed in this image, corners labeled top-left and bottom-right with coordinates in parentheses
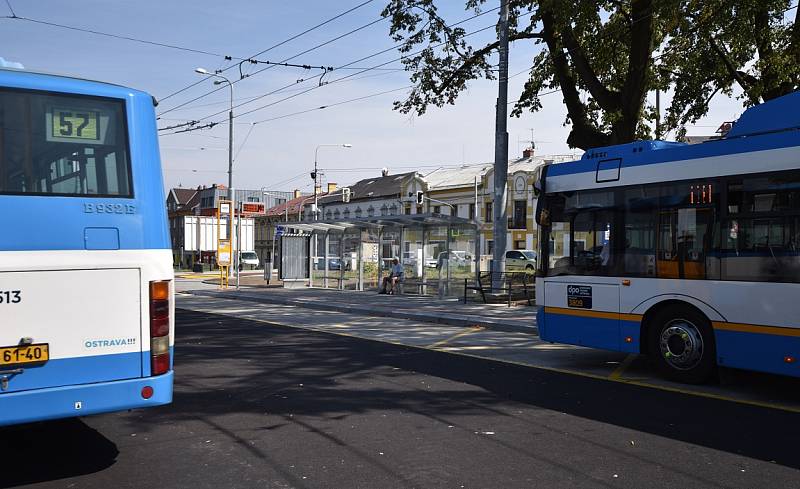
top-left (291, 214), bottom-right (479, 298)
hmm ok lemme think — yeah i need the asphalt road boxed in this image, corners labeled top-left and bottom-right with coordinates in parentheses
top-left (3, 309), bottom-right (800, 489)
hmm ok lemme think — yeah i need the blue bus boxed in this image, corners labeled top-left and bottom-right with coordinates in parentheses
top-left (0, 68), bottom-right (174, 425)
top-left (535, 90), bottom-right (800, 384)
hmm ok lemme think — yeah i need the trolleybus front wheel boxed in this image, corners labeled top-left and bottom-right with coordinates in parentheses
top-left (647, 306), bottom-right (717, 384)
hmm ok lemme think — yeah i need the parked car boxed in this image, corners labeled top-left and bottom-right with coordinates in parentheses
top-left (436, 251), bottom-right (472, 268)
top-left (239, 251), bottom-right (260, 270)
top-left (505, 249), bottom-right (537, 272)
top-left (314, 257), bottom-right (351, 271)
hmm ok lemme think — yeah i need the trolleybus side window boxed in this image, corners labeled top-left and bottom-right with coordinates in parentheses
top-left (0, 88), bottom-right (131, 197)
top-left (720, 171), bottom-right (800, 283)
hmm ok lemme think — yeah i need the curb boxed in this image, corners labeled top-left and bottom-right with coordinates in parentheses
top-left (188, 289), bottom-right (537, 335)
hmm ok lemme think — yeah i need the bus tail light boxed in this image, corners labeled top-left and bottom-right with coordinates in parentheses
top-left (149, 280), bottom-right (171, 376)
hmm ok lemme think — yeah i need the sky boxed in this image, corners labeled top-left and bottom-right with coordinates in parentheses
top-left (0, 0), bottom-right (750, 194)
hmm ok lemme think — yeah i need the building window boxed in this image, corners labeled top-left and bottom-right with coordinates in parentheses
top-left (389, 204), bottom-right (398, 215)
top-left (404, 205), bottom-right (411, 215)
top-left (343, 208), bottom-right (351, 218)
top-left (487, 240), bottom-right (494, 254)
top-left (355, 207), bottom-right (363, 218)
top-left (469, 203), bottom-right (475, 220)
top-left (514, 240), bottom-right (526, 250)
top-left (485, 202), bottom-right (493, 222)
top-left (334, 209), bottom-right (341, 219)
top-left (380, 204), bottom-right (388, 216)
top-left (416, 205), bottom-right (423, 214)
top-left (512, 200), bottom-right (527, 229)
top-left (433, 205), bottom-right (441, 214)
top-left (367, 206), bottom-right (375, 217)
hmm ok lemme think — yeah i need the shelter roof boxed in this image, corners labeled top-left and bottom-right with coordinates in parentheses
top-left (289, 213), bottom-right (476, 232)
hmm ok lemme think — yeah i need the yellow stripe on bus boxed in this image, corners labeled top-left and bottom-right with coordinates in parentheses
top-left (544, 306), bottom-right (643, 322)
top-left (546, 307), bottom-right (800, 337)
top-left (712, 321), bottom-right (800, 337)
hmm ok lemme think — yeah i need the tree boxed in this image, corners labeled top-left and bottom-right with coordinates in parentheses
top-left (662, 0), bottom-right (800, 136)
top-left (382, 0), bottom-right (799, 150)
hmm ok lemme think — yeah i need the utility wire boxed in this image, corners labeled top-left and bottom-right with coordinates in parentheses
top-left (233, 124), bottom-right (256, 162)
top-left (158, 0), bottom-right (377, 103)
top-left (0, 15), bottom-right (239, 59)
top-left (4, 0), bottom-right (16, 17)
top-left (250, 85), bottom-right (413, 124)
top-left (159, 3), bottom-right (499, 117)
top-left (177, 10), bottom-right (510, 126)
top-left (157, 15), bottom-right (387, 116)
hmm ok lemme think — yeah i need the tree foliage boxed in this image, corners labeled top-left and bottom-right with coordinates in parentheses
top-left (382, 0), bottom-right (800, 150)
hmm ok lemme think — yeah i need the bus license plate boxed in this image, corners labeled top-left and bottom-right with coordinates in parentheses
top-left (0, 343), bottom-right (49, 367)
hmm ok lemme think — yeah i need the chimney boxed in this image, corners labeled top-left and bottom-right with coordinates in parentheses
top-left (523, 147), bottom-right (534, 158)
top-left (381, 167), bottom-right (389, 177)
top-left (327, 182), bottom-right (337, 193)
top-left (293, 189), bottom-right (301, 199)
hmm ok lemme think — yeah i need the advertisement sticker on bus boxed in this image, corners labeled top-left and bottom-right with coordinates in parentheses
top-left (567, 285), bottom-right (592, 309)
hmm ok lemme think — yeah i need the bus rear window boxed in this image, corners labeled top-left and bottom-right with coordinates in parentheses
top-left (0, 88), bottom-right (132, 197)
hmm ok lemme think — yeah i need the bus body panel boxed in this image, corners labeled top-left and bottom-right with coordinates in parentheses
top-left (0, 70), bottom-right (169, 252)
top-left (537, 275), bottom-right (800, 377)
top-left (1, 371), bottom-right (173, 427)
top-left (547, 144), bottom-right (799, 193)
top-left (0, 69), bottom-right (173, 425)
top-left (0, 267), bottom-right (142, 392)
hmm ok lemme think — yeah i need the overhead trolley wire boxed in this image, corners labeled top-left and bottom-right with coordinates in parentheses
top-left (159, 3), bottom-right (500, 118)
top-left (0, 15), bottom-right (240, 59)
top-left (157, 0), bottom-right (377, 104)
top-left (157, 15), bottom-right (387, 117)
top-left (168, 6), bottom-right (510, 126)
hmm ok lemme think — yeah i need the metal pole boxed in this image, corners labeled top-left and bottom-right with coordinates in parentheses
top-left (357, 229), bottom-right (363, 291)
top-left (324, 230), bottom-right (330, 289)
top-left (421, 225), bottom-right (427, 295)
top-left (314, 148), bottom-right (319, 221)
top-left (339, 229), bottom-right (346, 290)
top-left (655, 88), bottom-right (661, 140)
top-left (236, 200), bottom-right (241, 290)
top-left (474, 175), bottom-right (479, 223)
top-left (492, 0), bottom-right (510, 290)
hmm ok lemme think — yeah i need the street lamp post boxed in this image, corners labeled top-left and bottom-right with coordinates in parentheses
top-left (195, 68), bottom-right (233, 194)
top-left (313, 144), bottom-right (352, 220)
top-left (195, 68), bottom-right (238, 287)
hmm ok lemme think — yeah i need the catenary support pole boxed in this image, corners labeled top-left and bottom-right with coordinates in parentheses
top-left (492, 0), bottom-right (510, 290)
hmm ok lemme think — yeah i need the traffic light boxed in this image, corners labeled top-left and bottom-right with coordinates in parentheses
top-left (415, 190), bottom-right (424, 205)
top-left (342, 187), bottom-right (351, 203)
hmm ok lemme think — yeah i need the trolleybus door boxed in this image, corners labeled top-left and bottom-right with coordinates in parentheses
top-left (657, 208), bottom-right (712, 280)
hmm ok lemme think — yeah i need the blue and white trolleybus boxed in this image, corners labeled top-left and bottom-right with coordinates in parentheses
top-left (0, 68), bottom-right (174, 425)
top-left (535, 91), bottom-right (800, 383)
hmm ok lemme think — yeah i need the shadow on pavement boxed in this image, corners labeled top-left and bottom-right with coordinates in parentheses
top-left (141, 308), bottom-right (800, 473)
top-left (0, 418), bottom-right (118, 488)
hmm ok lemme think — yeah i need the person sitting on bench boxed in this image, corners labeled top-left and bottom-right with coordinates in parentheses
top-left (380, 258), bottom-right (404, 294)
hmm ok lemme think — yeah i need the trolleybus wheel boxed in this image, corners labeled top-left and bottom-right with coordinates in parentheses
top-left (647, 306), bottom-right (717, 384)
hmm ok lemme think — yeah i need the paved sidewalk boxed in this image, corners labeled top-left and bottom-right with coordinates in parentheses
top-left (188, 286), bottom-right (537, 333)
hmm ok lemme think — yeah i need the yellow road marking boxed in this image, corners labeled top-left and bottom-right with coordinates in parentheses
top-left (427, 326), bottom-right (484, 349)
top-left (179, 293), bottom-right (800, 414)
top-left (608, 354), bottom-right (637, 380)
